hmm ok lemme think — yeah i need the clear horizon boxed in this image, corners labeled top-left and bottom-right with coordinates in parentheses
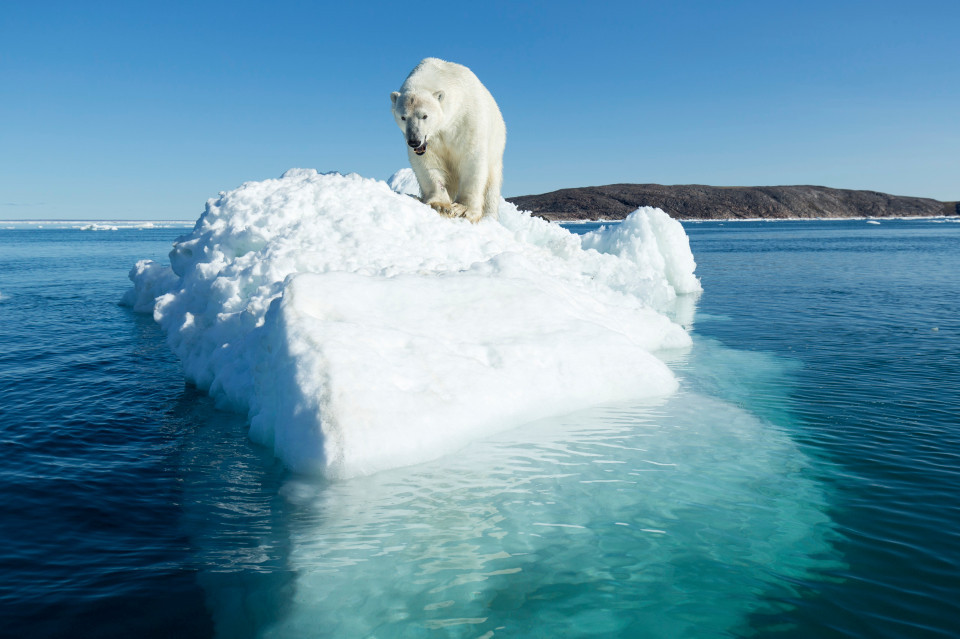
top-left (2, 0), bottom-right (958, 220)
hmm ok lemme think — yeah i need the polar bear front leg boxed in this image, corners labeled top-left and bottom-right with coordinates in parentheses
top-left (410, 154), bottom-right (463, 218)
top-left (453, 155), bottom-right (486, 223)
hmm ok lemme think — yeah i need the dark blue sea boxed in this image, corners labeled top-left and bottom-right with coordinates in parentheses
top-left (1, 218), bottom-right (958, 638)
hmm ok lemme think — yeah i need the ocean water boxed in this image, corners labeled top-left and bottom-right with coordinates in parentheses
top-left (1, 218), bottom-right (958, 638)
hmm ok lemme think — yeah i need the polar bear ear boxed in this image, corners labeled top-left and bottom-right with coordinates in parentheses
top-left (434, 91), bottom-right (444, 102)
top-left (390, 91), bottom-right (400, 106)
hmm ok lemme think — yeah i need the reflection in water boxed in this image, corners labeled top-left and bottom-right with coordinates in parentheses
top-left (169, 387), bottom-right (295, 638)
top-left (178, 293), bottom-right (839, 638)
top-left (264, 388), bottom-right (837, 638)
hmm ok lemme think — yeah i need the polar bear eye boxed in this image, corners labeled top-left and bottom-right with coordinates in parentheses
top-left (421, 115), bottom-right (427, 120)
top-left (400, 116), bottom-right (406, 121)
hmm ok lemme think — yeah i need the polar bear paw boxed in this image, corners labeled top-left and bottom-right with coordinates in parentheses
top-left (429, 201), bottom-right (470, 219)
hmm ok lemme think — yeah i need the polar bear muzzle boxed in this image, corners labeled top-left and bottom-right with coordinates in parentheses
top-left (407, 137), bottom-right (427, 155)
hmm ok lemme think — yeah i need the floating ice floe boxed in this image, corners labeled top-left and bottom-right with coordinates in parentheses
top-left (124, 168), bottom-right (701, 478)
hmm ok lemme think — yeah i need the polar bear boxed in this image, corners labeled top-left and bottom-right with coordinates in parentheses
top-left (391, 58), bottom-right (506, 223)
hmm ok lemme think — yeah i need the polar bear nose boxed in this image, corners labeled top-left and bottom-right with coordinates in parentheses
top-left (407, 138), bottom-right (422, 148)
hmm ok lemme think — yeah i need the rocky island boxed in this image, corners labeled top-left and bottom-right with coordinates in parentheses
top-left (507, 184), bottom-right (959, 221)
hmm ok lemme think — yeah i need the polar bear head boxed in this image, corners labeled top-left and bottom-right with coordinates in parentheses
top-left (390, 90), bottom-right (444, 156)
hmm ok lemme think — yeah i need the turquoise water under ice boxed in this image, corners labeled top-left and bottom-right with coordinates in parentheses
top-left (0, 218), bottom-right (957, 638)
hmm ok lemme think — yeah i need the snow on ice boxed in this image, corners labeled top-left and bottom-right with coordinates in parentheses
top-left (124, 168), bottom-right (701, 478)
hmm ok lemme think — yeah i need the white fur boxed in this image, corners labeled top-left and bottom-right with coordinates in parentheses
top-left (391, 58), bottom-right (506, 222)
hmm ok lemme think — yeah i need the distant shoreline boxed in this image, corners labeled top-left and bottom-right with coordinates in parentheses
top-left (5, 215), bottom-right (960, 229)
top-left (508, 183), bottom-right (959, 222)
top-left (5, 185), bottom-right (960, 228)
top-left (0, 220), bottom-right (194, 228)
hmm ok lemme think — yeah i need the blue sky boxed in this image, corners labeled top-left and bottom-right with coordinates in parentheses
top-left (2, 0), bottom-right (957, 219)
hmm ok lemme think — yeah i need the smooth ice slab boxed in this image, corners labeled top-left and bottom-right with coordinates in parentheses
top-left (125, 168), bottom-right (701, 478)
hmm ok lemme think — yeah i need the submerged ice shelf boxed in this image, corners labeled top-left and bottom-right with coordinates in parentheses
top-left (124, 169), bottom-right (701, 478)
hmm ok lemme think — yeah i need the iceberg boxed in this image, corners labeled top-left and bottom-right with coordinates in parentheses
top-left (125, 168), bottom-right (701, 478)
